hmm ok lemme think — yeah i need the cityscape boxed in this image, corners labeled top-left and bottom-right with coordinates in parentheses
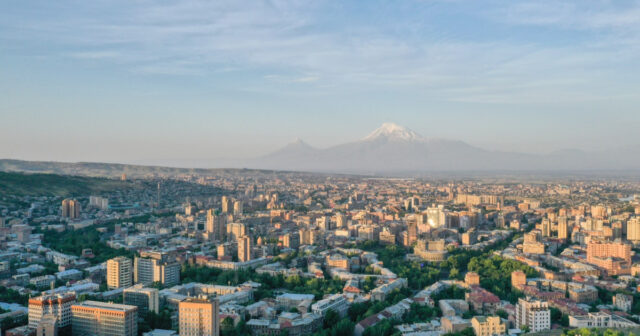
top-left (1, 163), bottom-right (640, 336)
top-left (2, 1), bottom-right (640, 336)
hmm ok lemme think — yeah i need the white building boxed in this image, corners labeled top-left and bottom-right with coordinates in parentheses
top-left (28, 293), bottom-right (76, 329)
top-left (613, 293), bottom-right (633, 312)
top-left (89, 196), bottom-right (110, 210)
top-left (569, 312), bottom-right (638, 329)
top-left (311, 294), bottom-right (350, 317)
top-left (516, 298), bottom-right (550, 332)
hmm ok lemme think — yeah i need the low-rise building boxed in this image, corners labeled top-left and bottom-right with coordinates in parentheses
top-left (311, 293), bottom-right (349, 317)
top-left (471, 316), bottom-right (506, 336)
top-left (441, 316), bottom-right (471, 333)
top-left (613, 293), bottom-right (633, 312)
top-left (569, 312), bottom-right (638, 329)
top-left (371, 278), bottom-right (408, 301)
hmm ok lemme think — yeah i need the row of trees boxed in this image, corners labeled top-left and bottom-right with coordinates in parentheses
top-left (563, 328), bottom-right (639, 336)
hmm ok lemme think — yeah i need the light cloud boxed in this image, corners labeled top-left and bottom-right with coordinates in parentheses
top-left (1, 0), bottom-right (639, 105)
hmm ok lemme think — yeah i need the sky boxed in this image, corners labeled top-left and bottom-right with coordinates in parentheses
top-left (1, 0), bottom-right (639, 167)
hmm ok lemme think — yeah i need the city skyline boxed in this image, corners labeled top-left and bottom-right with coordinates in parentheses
top-left (1, 1), bottom-right (640, 167)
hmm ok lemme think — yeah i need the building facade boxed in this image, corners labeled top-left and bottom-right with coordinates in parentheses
top-left (123, 285), bottom-right (160, 315)
top-left (107, 257), bottom-right (133, 289)
top-left (178, 297), bottom-right (219, 336)
top-left (71, 301), bottom-right (138, 336)
top-left (516, 298), bottom-right (550, 332)
top-left (471, 316), bottom-right (506, 336)
top-left (29, 293), bottom-right (76, 329)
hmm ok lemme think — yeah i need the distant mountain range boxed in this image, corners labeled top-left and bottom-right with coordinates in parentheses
top-left (243, 122), bottom-right (640, 173)
top-left (2, 122), bottom-right (640, 177)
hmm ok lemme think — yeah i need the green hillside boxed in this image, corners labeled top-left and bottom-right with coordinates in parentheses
top-left (0, 171), bottom-right (139, 197)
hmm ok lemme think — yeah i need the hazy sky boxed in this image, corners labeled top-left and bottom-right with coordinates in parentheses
top-left (1, 0), bottom-right (639, 167)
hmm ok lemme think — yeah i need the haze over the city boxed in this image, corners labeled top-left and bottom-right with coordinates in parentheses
top-left (1, 0), bottom-right (640, 168)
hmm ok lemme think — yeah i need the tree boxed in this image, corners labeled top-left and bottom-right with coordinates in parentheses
top-left (444, 328), bottom-right (474, 336)
top-left (362, 319), bottom-right (396, 336)
top-left (331, 318), bottom-right (355, 336)
top-left (221, 317), bottom-right (235, 332)
top-left (348, 302), bottom-right (371, 322)
top-left (323, 309), bottom-right (340, 329)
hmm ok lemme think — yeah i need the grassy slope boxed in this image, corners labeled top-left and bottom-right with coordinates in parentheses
top-left (0, 171), bottom-right (138, 197)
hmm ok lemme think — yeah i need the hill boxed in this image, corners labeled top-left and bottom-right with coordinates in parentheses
top-left (0, 171), bottom-right (140, 197)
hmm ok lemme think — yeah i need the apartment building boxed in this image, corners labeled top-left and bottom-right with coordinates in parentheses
top-left (71, 301), bottom-right (138, 336)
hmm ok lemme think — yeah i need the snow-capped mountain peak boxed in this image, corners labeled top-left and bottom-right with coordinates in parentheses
top-left (362, 122), bottom-right (423, 142)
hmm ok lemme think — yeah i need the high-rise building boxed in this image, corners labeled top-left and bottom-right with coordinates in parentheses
top-left (280, 232), bottom-right (300, 249)
top-left (71, 301), bottom-right (138, 336)
top-left (154, 261), bottom-right (181, 287)
top-left (407, 219), bottom-right (418, 245)
top-left (404, 198), bottom-right (412, 212)
top-left (133, 257), bottom-right (155, 285)
top-left (558, 216), bottom-right (569, 240)
top-left (238, 236), bottom-right (252, 262)
top-left (221, 196), bottom-right (233, 214)
top-left (335, 212), bottom-right (346, 228)
top-left (226, 222), bottom-right (246, 242)
top-left (134, 256), bottom-right (180, 287)
top-left (426, 205), bottom-right (446, 228)
top-left (299, 229), bottom-right (314, 245)
top-left (185, 204), bottom-right (196, 216)
top-left (123, 285), bottom-right (159, 315)
top-left (317, 215), bottom-right (332, 231)
top-left (29, 293), bottom-right (76, 330)
top-left (516, 298), bottom-right (551, 332)
top-left (206, 210), bottom-right (226, 241)
top-left (61, 199), bottom-right (81, 219)
top-left (233, 200), bottom-right (243, 216)
top-left (541, 218), bottom-right (551, 237)
top-left (107, 257), bottom-right (133, 289)
top-left (591, 205), bottom-right (607, 219)
top-left (89, 196), bottom-right (109, 210)
top-left (627, 217), bottom-right (640, 242)
top-left (179, 297), bottom-right (219, 336)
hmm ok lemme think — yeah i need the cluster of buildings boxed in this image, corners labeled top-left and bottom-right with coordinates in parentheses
top-left (2, 171), bottom-right (640, 336)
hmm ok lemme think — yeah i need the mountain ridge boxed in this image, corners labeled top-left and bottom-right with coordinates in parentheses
top-left (2, 123), bottom-right (640, 175)
top-left (245, 123), bottom-right (640, 172)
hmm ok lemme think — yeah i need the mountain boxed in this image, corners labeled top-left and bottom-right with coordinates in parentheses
top-left (362, 122), bottom-right (423, 142)
top-left (255, 138), bottom-right (319, 167)
top-left (247, 123), bottom-right (640, 173)
top-left (2, 123), bottom-right (640, 176)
